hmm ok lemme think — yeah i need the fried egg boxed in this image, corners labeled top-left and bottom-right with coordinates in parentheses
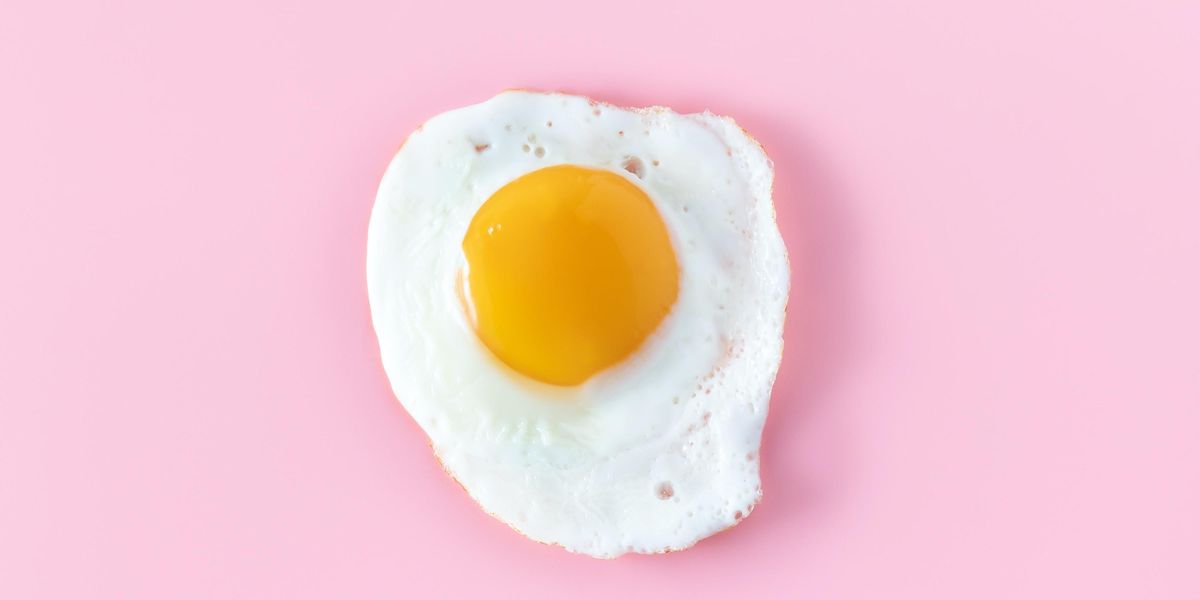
top-left (367, 90), bottom-right (788, 557)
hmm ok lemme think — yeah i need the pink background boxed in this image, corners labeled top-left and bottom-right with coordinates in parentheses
top-left (3, 0), bottom-right (1199, 597)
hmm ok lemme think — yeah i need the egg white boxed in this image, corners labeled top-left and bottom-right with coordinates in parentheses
top-left (367, 90), bottom-right (789, 557)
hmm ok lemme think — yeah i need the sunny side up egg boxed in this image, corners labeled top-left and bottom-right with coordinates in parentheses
top-left (367, 91), bottom-right (789, 558)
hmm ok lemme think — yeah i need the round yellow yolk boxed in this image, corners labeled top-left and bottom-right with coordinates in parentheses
top-left (462, 164), bottom-right (679, 386)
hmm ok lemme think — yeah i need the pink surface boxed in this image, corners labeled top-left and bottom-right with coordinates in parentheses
top-left (3, 0), bottom-right (1199, 597)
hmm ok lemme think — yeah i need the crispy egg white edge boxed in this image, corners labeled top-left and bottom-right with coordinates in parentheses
top-left (366, 91), bottom-right (789, 558)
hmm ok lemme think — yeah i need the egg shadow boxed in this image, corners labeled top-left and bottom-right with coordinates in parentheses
top-left (697, 114), bottom-right (864, 562)
top-left (748, 116), bottom-right (861, 533)
top-left (673, 111), bottom-right (863, 558)
top-left (583, 96), bottom-right (861, 564)
top-left (574, 89), bottom-right (864, 559)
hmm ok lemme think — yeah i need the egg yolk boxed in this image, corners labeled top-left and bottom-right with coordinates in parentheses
top-left (462, 164), bottom-right (679, 386)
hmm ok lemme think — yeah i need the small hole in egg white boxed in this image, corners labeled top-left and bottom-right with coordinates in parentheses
top-left (621, 156), bottom-right (645, 179)
top-left (656, 482), bottom-right (674, 500)
top-left (534, 146), bottom-right (545, 158)
top-left (521, 144), bottom-right (530, 153)
top-left (546, 120), bottom-right (553, 127)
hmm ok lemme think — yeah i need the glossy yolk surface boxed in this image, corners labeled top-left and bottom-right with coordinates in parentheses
top-left (462, 164), bottom-right (679, 386)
